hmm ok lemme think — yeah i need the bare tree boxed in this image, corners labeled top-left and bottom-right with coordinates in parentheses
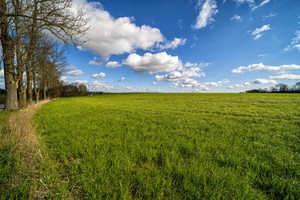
top-left (1, 0), bottom-right (89, 110)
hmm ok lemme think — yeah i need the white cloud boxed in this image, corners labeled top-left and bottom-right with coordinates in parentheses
top-left (235, 82), bottom-right (251, 88)
top-left (64, 69), bottom-right (84, 76)
top-left (106, 61), bottom-right (122, 68)
top-left (263, 12), bottom-right (277, 19)
top-left (0, 69), bottom-right (3, 76)
top-left (124, 52), bottom-right (182, 73)
top-left (152, 82), bottom-right (157, 85)
top-left (251, 79), bottom-right (277, 84)
top-left (160, 38), bottom-right (187, 50)
top-left (231, 63), bottom-right (300, 74)
top-left (155, 67), bottom-right (205, 82)
top-left (285, 31), bottom-right (300, 52)
top-left (91, 72), bottom-right (106, 79)
top-left (258, 53), bottom-right (270, 57)
top-left (231, 15), bottom-right (242, 22)
top-left (184, 62), bottom-right (211, 68)
top-left (89, 57), bottom-right (103, 65)
top-left (251, 0), bottom-right (271, 11)
top-left (252, 24), bottom-right (270, 40)
top-left (270, 74), bottom-right (300, 80)
top-left (90, 80), bottom-right (114, 91)
top-left (180, 79), bottom-right (210, 90)
top-left (119, 77), bottom-right (125, 81)
top-left (60, 76), bottom-right (68, 83)
top-left (76, 0), bottom-right (164, 61)
top-left (227, 86), bottom-right (234, 89)
top-left (74, 80), bottom-right (88, 84)
top-left (193, 0), bottom-right (218, 29)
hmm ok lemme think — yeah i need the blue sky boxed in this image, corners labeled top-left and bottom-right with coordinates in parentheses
top-left (1, 0), bottom-right (300, 92)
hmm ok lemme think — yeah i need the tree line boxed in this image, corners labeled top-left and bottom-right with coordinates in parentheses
top-left (246, 82), bottom-right (300, 93)
top-left (0, 0), bottom-right (89, 110)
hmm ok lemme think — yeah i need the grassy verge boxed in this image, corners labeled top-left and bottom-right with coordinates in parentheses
top-left (33, 93), bottom-right (300, 199)
top-left (0, 101), bottom-right (50, 199)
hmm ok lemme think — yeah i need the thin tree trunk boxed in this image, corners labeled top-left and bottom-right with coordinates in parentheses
top-left (26, 0), bottom-right (38, 105)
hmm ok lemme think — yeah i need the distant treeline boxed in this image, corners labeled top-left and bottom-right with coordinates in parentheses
top-left (44, 83), bottom-right (89, 98)
top-left (246, 82), bottom-right (300, 93)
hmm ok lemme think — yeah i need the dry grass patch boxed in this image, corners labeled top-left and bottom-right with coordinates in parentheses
top-left (0, 100), bottom-right (50, 199)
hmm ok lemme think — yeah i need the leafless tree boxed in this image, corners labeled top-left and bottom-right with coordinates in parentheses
top-left (0, 0), bottom-right (90, 110)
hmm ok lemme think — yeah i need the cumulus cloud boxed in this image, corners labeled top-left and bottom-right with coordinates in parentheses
top-left (152, 82), bottom-right (157, 85)
top-left (105, 61), bottom-right (122, 68)
top-left (160, 38), bottom-right (187, 50)
top-left (64, 69), bottom-right (84, 76)
top-left (231, 63), bottom-right (300, 74)
top-left (118, 77), bottom-right (125, 81)
top-left (185, 62), bottom-right (211, 68)
top-left (76, 0), bottom-right (163, 62)
top-left (60, 76), bottom-right (68, 83)
top-left (270, 74), bottom-right (300, 80)
top-left (91, 72), bottom-right (106, 79)
top-left (252, 24), bottom-right (270, 40)
top-left (123, 52), bottom-right (182, 73)
top-left (89, 57), bottom-right (103, 65)
top-left (193, 0), bottom-right (218, 29)
top-left (284, 31), bottom-right (300, 52)
top-left (0, 69), bottom-right (3, 76)
top-left (231, 15), bottom-right (242, 22)
top-left (90, 80), bottom-right (114, 91)
top-left (251, 79), bottom-right (277, 84)
top-left (180, 79), bottom-right (210, 90)
top-left (227, 86), bottom-right (234, 89)
top-left (155, 67), bottom-right (205, 82)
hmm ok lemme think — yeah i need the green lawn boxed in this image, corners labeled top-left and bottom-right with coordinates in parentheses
top-left (33, 93), bottom-right (300, 199)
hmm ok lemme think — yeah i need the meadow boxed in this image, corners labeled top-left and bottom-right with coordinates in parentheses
top-left (24, 93), bottom-right (300, 199)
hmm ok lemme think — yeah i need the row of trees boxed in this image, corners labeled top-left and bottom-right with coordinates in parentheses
top-left (246, 82), bottom-right (300, 93)
top-left (0, 0), bottom-right (89, 110)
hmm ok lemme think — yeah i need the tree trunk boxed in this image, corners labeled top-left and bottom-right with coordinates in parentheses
top-left (18, 84), bottom-right (27, 108)
top-left (43, 87), bottom-right (47, 100)
top-left (36, 91), bottom-right (39, 103)
top-left (1, 2), bottom-right (18, 110)
top-left (26, 68), bottom-right (33, 105)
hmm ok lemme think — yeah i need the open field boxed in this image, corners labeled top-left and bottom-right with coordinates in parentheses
top-left (28, 94), bottom-right (300, 199)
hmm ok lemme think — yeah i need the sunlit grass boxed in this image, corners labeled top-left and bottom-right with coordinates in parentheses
top-left (34, 93), bottom-right (300, 199)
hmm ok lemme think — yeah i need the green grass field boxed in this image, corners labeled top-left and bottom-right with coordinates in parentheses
top-left (33, 93), bottom-right (299, 199)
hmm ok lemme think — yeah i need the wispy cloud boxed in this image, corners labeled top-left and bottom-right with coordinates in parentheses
top-left (160, 38), bottom-right (187, 50)
top-left (284, 30), bottom-right (300, 52)
top-left (251, 0), bottom-right (271, 11)
top-left (193, 0), bottom-right (218, 29)
top-left (252, 24), bottom-right (270, 40)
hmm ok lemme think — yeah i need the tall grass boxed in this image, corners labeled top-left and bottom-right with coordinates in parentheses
top-left (30, 93), bottom-right (299, 199)
top-left (0, 101), bottom-right (50, 199)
